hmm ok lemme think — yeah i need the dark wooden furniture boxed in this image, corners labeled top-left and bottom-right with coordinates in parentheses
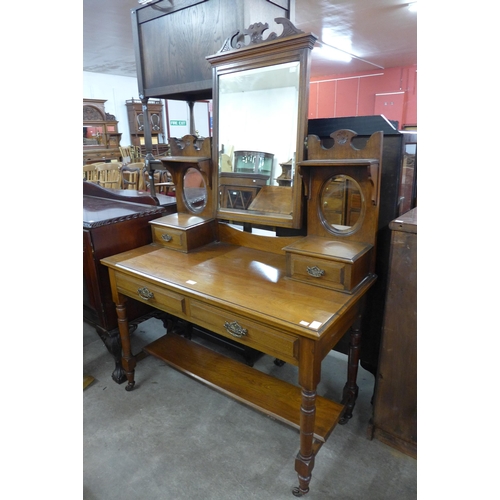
top-left (130, 0), bottom-right (292, 102)
top-left (126, 98), bottom-right (164, 148)
top-left (219, 172), bottom-right (269, 209)
top-left (83, 99), bottom-right (122, 164)
top-left (308, 116), bottom-right (417, 376)
top-left (83, 181), bottom-right (176, 383)
top-left (368, 207), bottom-right (417, 458)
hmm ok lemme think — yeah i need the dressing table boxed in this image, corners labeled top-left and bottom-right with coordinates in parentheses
top-left (102, 19), bottom-right (383, 497)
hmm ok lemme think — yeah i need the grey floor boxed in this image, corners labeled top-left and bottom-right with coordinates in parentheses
top-left (83, 317), bottom-right (417, 500)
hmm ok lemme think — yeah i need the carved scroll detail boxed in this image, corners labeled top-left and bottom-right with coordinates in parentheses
top-left (219, 17), bottom-right (304, 53)
top-left (168, 134), bottom-right (211, 157)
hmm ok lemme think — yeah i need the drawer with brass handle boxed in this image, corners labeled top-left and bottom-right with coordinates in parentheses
top-left (150, 213), bottom-right (216, 253)
top-left (115, 271), bottom-right (186, 316)
top-left (190, 300), bottom-right (298, 365)
top-left (283, 236), bottom-right (373, 293)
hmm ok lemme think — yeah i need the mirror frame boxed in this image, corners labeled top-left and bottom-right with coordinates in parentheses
top-left (206, 18), bottom-right (317, 229)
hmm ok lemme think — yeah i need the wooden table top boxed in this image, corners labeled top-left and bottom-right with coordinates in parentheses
top-left (101, 242), bottom-right (375, 340)
top-left (83, 196), bottom-right (166, 228)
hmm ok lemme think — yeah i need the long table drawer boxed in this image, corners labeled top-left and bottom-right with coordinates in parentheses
top-left (190, 300), bottom-right (298, 365)
top-left (115, 272), bottom-right (186, 316)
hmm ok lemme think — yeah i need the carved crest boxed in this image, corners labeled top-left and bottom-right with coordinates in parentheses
top-left (168, 135), bottom-right (211, 157)
top-left (219, 17), bottom-right (304, 53)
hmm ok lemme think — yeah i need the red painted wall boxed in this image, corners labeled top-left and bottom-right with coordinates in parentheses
top-left (309, 65), bottom-right (417, 129)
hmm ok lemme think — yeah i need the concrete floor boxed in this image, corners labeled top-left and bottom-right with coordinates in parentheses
top-left (83, 317), bottom-right (416, 500)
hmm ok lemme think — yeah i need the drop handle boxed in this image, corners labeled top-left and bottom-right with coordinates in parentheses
top-left (161, 234), bottom-right (173, 242)
top-left (137, 287), bottom-right (154, 300)
top-left (307, 265), bottom-right (326, 278)
top-left (224, 321), bottom-right (248, 338)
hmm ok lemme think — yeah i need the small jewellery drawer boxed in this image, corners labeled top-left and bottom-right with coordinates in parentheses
top-left (150, 214), bottom-right (216, 253)
top-left (190, 300), bottom-right (298, 365)
top-left (115, 272), bottom-right (186, 316)
top-left (283, 236), bottom-right (372, 293)
top-left (151, 225), bottom-right (186, 252)
top-left (288, 254), bottom-right (347, 291)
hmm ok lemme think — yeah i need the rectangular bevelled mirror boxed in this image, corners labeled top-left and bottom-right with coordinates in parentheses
top-left (207, 19), bottom-right (317, 229)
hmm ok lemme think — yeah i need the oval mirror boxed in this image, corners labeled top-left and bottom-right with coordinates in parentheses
top-left (320, 175), bottom-right (365, 234)
top-left (183, 167), bottom-right (207, 213)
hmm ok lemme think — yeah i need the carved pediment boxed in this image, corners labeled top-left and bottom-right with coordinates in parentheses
top-left (83, 106), bottom-right (104, 121)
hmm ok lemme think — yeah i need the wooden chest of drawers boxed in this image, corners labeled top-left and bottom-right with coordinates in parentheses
top-left (83, 147), bottom-right (121, 164)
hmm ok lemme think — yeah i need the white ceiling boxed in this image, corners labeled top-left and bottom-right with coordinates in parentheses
top-left (83, 0), bottom-right (417, 79)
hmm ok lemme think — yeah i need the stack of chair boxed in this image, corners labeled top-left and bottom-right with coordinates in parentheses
top-left (83, 164), bottom-right (99, 183)
top-left (95, 162), bottom-right (121, 189)
top-left (121, 162), bottom-right (145, 190)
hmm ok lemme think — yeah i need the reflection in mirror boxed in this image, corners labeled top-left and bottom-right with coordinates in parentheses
top-left (183, 167), bottom-right (207, 214)
top-left (218, 61), bottom-right (300, 217)
top-left (320, 175), bottom-right (365, 234)
top-left (83, 126), bottom-right (105, 146)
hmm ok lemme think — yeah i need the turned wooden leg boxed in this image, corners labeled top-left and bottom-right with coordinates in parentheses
top-left (340, 316), bottom-right (362, 424)
top-left (293, 338), bottom-right (320, 496)
top-left (293, 388), bottom-right (316, 496)
top-left (116, 298), bottom-right (136, 391)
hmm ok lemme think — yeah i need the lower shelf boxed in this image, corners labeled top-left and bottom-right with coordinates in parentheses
top-left (143, 334), bottom-right (344, 443)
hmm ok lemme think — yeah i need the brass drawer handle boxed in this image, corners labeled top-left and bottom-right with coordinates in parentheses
top-left (137, 287), bottom-right (154, 300)
top-left (307, 265), bottom-right (326, 278)
top-left (161, 234), bottom-right (173, 242)
top-left (224, 321), bottom-right (248, 338)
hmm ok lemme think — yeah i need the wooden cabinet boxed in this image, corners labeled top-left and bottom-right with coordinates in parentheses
top-left (368, 207), bottom-right (417, 458)
top-left (131, 0), bottom-right (292, 101)
top-left (126, 98), bottom-right (164, 148)
top-left (83, 98), bottom-right (122, 164)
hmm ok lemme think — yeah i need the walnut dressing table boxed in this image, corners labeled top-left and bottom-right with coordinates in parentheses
top-left (102, 132), bottom-right (382, 497)
top-left (102, 20), bottom-right (383, 497)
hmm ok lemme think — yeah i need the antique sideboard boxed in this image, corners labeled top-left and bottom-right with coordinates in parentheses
top-left (83, 99), bottom-right (123, 164)
top-left (83, 182), bottom-right (176, 382)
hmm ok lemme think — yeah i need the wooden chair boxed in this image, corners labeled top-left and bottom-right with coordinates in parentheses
top-left (83, 164), bottom-right (99, 183)
top-left (131, 145), bottom-right (142, 163)
top-left (119, 146), bottom-right (132, 164)
top-left (121, 162), bottom-right (144, 190)
top-left (142, 167), bottom-right (175, 195)
top-left (96, 162), bottom-right (121, 189)
top-left (120, 145), bottom-right (142, 164)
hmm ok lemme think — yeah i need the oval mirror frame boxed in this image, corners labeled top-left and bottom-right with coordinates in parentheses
top-left (319, 174), bottom-right (366, 236)
top-left (183, 167), bottom-right (207, 214)
top-left (206, 19), bottom-right (317, 230)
